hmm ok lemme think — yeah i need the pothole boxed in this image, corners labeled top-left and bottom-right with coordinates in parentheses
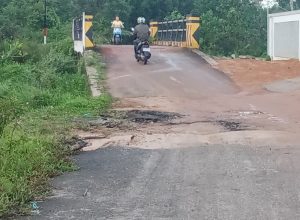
top-left (126, 110), bottom-right (182, 123)
top-left (77, 110), bottom-right (183, 129)
top-left (215, 120), bottom-right (248, 131)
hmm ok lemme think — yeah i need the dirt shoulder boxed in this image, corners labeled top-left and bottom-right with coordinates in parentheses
top-left (215, 59), bottom-right (300, 91)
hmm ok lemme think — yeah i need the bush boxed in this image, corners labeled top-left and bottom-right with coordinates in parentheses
top-left (29, 91), bottom-right (57, 109)
top-left (0, 97), bottom-right (24, 136)
top-left (164, 10), bottom-right (185, 21)
top-left (0, 40), bottom-right (27, 63)
top-left (40, 49), bottom-right (77, 75)
top-left (22, 41), bottom-right (51, 63)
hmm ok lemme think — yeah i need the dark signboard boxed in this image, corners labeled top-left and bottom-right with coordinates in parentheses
top-left (73, 17), bottom-right (83, 41)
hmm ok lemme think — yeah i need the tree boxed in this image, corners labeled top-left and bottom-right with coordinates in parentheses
top-left (277, 0), bottom-right (300, 10)
top-left (0, 0), bottom-right (44, 39)
top-left (193, 0), bottom-right (267, 56)
top-left (164, 10), bottom-right (185, 21)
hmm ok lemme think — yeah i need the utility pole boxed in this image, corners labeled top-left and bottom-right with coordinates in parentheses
top-left (43, 0), bottom-right (48, 44)
top-left (267, 2), bottom-right (270, 57)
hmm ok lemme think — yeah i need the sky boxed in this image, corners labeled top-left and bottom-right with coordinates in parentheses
top-left (261, 0), bottom-right (278, 8)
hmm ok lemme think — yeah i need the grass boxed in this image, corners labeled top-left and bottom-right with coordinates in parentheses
top-left (0, 39), bottom-right (111, 217)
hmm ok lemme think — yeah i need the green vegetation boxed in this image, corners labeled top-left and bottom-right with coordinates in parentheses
top-left (0, 38), bottom-right (111, 217)
top-left (0, 1), bottom-right (111, 217)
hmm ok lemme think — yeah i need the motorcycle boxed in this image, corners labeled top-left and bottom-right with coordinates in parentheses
top-left (113, 28), bottom-right (122, 45)
top-left (131, 28), bottom-right (151, 65)
top-left (135, 41), bottom-right (151, 65)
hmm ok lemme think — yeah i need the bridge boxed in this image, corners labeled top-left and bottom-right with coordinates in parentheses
top-left (101, 45), bottom-right (236, 100)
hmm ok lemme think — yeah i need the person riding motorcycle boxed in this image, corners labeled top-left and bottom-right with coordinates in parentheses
top-left (111, 16), bottom-right (124, 43)
top-left (133, 17), bottom-right (150, 55)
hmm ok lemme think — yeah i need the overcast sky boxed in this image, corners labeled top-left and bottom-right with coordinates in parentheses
top-left (261, 0), bottom-right (278, 8)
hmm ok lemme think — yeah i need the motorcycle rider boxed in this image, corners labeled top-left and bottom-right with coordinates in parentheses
top-left (111, 16), bottom-right (124, 43)
top-left (133, 17), bottom-right (150, 55)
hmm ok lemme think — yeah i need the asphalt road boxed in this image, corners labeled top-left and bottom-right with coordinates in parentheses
top-left (24, 145), bottom-right (300, 220)
top-left (102, 45), bottom-right (238, 99)
top-left (21, 46), bottom-right (300, 220)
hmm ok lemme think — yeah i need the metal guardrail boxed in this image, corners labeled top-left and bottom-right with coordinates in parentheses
top-left (150, 16), bottom-right (200, 49)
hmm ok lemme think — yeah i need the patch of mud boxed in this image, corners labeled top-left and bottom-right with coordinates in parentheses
top-left (216, 120), bottom-right (248, 131)
top-left (89, 117), bottom-right (123, 128)
top-left (83, 110), bottom-right (182, 127)
top-left (64, 136), bottom-right (89, 152)
top-left (126, 110), bottom-right (182, 123)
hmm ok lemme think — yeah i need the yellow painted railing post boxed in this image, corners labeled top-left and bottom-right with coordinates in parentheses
top-left (186, 16), bottom-right (200, 49)
top-left (150, 21), bottom-right (158, 38)
top-left (84, 14), bottom-right (94, 49)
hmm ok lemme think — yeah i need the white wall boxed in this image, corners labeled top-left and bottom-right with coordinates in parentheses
top-left (268, 10), bottom-right (300, 60)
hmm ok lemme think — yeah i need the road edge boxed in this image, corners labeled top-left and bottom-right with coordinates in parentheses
top-left (191, 49), bottom-right (218, 66)
top-left (84, 51), bottom-right (102, 97)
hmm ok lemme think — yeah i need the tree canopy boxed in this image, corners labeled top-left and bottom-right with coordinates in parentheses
top-left (0, 0), bottom-right (294, 56)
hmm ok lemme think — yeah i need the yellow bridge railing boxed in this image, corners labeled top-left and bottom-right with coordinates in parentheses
top-left (150, 16), bottom-right (200, 49)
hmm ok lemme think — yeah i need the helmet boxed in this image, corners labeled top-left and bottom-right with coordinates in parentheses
top-left (137, 17), bottom-right (146, 24)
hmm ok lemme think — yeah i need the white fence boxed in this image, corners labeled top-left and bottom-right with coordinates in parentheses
top-left (268, 10), bottom-right (300, 60)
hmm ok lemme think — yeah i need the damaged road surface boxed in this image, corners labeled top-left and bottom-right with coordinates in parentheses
top-left (24, 46), bottom-right (300, 220)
